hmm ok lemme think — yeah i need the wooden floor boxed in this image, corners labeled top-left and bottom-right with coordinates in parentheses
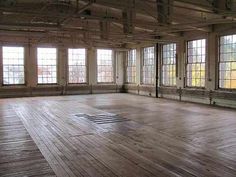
top-left (0, 102), bottom-right (55, 176)
top-left (1, 93), bottom-right (236, 177)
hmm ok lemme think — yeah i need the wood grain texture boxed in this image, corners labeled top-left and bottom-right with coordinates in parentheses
top-left (0, 103), bottom-right (56, 177)
top-left (1, 93), bottom-right (236, 177)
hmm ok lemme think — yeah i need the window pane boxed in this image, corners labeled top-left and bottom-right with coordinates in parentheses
top-left (143, 47), bottom-right (155, 85)
top-left (187, 39), bottom-right (206, 87)
top-left (219, 34), bottom-right (236, 89)
top-left (126, 49), bottom-right (136, 83)
top-left (162, 43), bottom-right (176, 86)
top-left (2, 46), bottom-right (25, 85)
top-left (97, 49), bottom-right (113, 83)
top-left (68, 48), bottom-right (86, 83)
top-left (37, 48), bottom-right (57, 84)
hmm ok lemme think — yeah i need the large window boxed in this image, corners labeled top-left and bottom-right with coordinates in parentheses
top-left (97, 49), bottom-right (114, 83)
top-left (162, 43), bottom-right (176, 86)
top-left (68, 48), bottom-right (86, 84)
top-left (219, 35), bottom-right (236, 89)
top-left (187, 39), bottom-right (206, 87)
top-left (37, 48), bottom-right (57, 84)
top-left (126, 49), bottom-right (136, 83)
top-left (142, 47), bottom-right (155, 85)
top-left (2, 47), bottom-right (25, 85)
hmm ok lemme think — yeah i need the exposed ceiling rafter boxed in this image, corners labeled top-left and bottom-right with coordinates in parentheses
top-left (0, 0), bottom-right (236, 46)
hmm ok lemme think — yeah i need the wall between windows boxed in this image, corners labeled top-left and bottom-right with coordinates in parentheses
top-left (1, 28), bottom-right (236, 109)
top-left (0, 35), bottom-right (126, 98)
top-left (124, 29), bottom-right (236, 109)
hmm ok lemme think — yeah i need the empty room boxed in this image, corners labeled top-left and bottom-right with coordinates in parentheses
top-left (1, 0), bottom-right (236, 176)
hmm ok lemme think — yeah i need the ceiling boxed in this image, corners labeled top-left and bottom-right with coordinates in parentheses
top-left (0, 0), bottom-right (236, 47)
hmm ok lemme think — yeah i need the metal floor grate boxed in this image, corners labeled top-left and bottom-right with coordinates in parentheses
top-left (75, 113), bottom-right (130, 124)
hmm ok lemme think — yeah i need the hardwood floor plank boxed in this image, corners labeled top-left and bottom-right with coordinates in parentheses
top-left (0, 106), bottom-right (56, 177)
top-left (1, 93), bottom-right (236, 176)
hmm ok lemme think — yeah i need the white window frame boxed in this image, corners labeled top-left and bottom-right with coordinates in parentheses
top-left (142, 46), bottom-right (155, 85)
top-left (219, 34), bottom-right (236, 89)
top-left (68, 48), bottom-right (87, 84)
top-left (126, 49), bottom-right (136, 84)
top-left (161, 43), bottom-right (176, 87)
top-left (96, 49), bottom-right (114, 83)
top-left (2, 46), bottom-right (25, 85)
top-left (37, 47), bottom-right (57, 84)
top-left (186, 39), bottom-right (206, 88)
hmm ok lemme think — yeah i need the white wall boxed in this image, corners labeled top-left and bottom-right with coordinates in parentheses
top-left (0, 36), bottom-right (125, 97)
top-left (124, 29), bottom-right (236, 108)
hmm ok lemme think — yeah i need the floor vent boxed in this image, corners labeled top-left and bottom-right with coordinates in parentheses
top-left (75, 113), bottom-right (130, 124)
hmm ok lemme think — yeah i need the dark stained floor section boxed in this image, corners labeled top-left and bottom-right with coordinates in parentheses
top-left (1, 93), bottom-right (236, 177)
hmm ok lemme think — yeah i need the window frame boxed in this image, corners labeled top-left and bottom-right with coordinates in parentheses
top-left (161, 43), bottom-right (177, 87)
top-left (67, 48), bottom-right (88, 85)
top-left (185, 39), bottom-right (206, 89)
top-left (126, 49), bottom-right (137, 84)
top-left (96, 49), bottom-right (115, 84)
top-left (141, 46), bottom-right (155, 85)
top-left (2, 46), bottom-right (26, 86)
top-left (217, 34), bottom-right (236, 90)
top-left (37, 47), bottom-right (58, 85)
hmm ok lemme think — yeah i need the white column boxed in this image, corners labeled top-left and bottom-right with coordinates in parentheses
top-left (207, 32), bottom-right (217, 90)
top-left (58, 46), bottom-right (67, 86)
top-left (116, 51), bottom-right (125, 85)
top-left (136, 47), bottom-right (141, 85)
top-left (177, 38), bottom-right (185, 88)
top-left (27, 45), bottom-right (37, 87)
top-left (88, 47), bottom-right (97, 85)
top-left (0, 46), bottom-right (3, 85)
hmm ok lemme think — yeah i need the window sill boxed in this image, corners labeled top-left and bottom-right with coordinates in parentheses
top-left (1, 85), bottom-right (27, 89)
top-left (36, 84), bottom-right (59, 87)
top-left (97, 82), bottom-right (116, 85)
top-left (216, 88), bottom-right (236, 93)
top-left (67, 83), bottom-right (88, 86)
top-left (160, 85), bottom-right (177, 88)
top-left (185, 87), bottom-right (206, 90)
top-left (125, 83), bottom-right (137, 85)
top-left (140, 84), bottom-right (155, 87)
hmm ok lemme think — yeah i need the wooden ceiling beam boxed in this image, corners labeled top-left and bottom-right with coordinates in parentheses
top-left (157, 0), bottom-right (173, 24)
top-left (213, 0), bottom-right (233, 13)
top-left (122, 0), bottom-right (135, 35)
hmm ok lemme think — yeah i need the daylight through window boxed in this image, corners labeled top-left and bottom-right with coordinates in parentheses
top-left (3, 47), bottom-right (25, 85)
top-left (142, 47), bottom-right (155, 85)
top-left (187, 39), bottom-right (206, 87)
top-left (68, 48), bottom-right (86, 84)
top-left (37, 48), bottom-right (57, 84)
top-left (219, 35), bottom-right (236, 89)
top-left (126, 49), bottom-right (136, 83)
top-left (162, 44), bottom-right (176, 86)
top-left (97, 49), bottom-right (114, 83)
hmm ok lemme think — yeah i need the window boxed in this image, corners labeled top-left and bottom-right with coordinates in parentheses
top-left (219, 35), bottom-right (236, 89)
top-left (37, 48), bottom-right (57, 84)
top-left (162, 43), bottom-right (176, 86)
top-left (68, 48), bottom-right (86, 84)
top-left (142, 47), bottom-right (155, 85)
top-left (97, 49), bottom-right (114, 83)
top-left (2, 47), bottom-right (25, 85)
top-left (187, 39), bottom-right (206, 87)
top-left (126, 49), bottom-right (136, 83)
